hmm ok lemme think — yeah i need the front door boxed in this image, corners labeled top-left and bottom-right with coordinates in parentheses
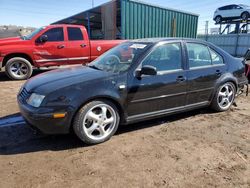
top-left (127, 42), bottom-right (187, 118)
top-left (33, 27), bottom-right (67, 66)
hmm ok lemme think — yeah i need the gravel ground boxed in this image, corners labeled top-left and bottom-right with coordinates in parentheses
top-left (0, 71), bottom-right (249, 188)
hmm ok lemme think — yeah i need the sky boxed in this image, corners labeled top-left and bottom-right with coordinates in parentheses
top-left (0, 0), bottom-right (250, 34)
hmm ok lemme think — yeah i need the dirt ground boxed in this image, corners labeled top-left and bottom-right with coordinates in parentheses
top-left (0, 71), bottom-right (249, 188)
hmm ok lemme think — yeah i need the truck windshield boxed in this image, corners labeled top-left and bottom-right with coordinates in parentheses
top-left (22, 27), bottom-right (45, 40)
top-left (88, 42), bottom-right (152, 73)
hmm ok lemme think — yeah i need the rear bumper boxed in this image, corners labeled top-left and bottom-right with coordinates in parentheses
top-left (17, 97), bottom-right (74, 134)
top-left (0, 56), bottom-right (3, 69)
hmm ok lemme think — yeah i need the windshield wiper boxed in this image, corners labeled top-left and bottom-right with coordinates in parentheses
top-left (87, 64), bottom-right (101, 70)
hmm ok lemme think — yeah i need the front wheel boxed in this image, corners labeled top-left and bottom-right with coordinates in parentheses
top-left (215, 16), bottom-right (222, 24)
top-left (211, 82), bottom-right (236, 112)
top-left (73, 100), bottom-right (120, 145)
top-left (5, 57), bottom-right (33, 80)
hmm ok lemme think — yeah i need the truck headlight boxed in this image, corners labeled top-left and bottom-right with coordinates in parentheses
top-left (27, 93), bottom-right (45, 107)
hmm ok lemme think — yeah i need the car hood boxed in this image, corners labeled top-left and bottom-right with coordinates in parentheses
top-left (0, 36), bottom-right (26, 46)
top-left (24, 66), bottom-right (113, 94)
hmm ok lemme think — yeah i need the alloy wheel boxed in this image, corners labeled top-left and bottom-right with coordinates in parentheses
top-left (83, 104), bottom-right (117, 141)
top-left (242, 13), bottom-right (248, 20)
top-left (217, 83), bottom-right (235, 110)
top-left (10, 61), bottom-right (28, 78)
top-left (215, 16), bottom-right (221, 23)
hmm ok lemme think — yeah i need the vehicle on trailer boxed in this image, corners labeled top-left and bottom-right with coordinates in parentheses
top-left (0, 24), bottom-right (124, 80)
top-left (17, 38), bottom-right (248, 144)
top-left (214, 4), bottom-right (250, 23)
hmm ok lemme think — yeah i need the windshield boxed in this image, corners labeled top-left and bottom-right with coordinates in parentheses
top-left (88, 42), bottom-right (152, 73)
top-left (22, 27), bottom-right (45, 40)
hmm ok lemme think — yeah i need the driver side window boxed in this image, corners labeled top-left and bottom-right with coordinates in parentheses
top-left (40, 27), bottom-right (64, 42)
top-left (142, 43), bottom-right (182, 72)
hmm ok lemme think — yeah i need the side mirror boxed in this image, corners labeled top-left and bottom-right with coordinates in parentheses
top-left (244, 48), bottom-right (250, 61)
top-left (39, 35), bottom-right (48, 43)
top-left (136, 65), bottom-right (157, 78)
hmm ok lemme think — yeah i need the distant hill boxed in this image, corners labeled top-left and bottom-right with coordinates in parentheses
top-left (0, 25), bottom-right (36, 39)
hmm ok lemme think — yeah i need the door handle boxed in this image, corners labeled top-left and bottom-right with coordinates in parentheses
top-left (216, 70), bottom-right (222, 76)
top-left (57, 44), bottom-right (65, 49)
top-left (80, 44), bottom-right (87, 48)
top-left (176, 76), bottom-right (186, 82)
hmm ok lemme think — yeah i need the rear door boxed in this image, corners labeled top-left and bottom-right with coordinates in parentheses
top-left (185, 42), bottom-right (226, 105)
top-left (33, 27), bottom-right (67, 66)
top-left (231, 5), bottom-right (243, 17)
top-left (64, 26), bottom-right (90, 64)
top-left (127, 42), bottom-right (187, 117)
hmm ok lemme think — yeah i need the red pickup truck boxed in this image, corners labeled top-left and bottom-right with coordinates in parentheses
top-left (0, 24), bottom-right (124, 80)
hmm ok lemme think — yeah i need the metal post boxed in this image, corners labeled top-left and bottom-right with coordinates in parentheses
top-left (235, 34), bottom-right (239, 57)
top-left (235, 22), bottom-right (240, 34)
top-left (87, 12), bottom-right (91, 38)
top-left (205, 21), bottom-right (209, 35)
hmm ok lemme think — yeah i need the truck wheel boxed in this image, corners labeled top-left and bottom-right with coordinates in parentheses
top-left (73, 100), bottom-right (120, 145)
top-left (5, 57), bottom-right (33, 80)
top-left (210, 82), bottom-right (236, 112)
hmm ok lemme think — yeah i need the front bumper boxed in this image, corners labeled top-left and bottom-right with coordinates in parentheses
top-left (17, 96), bottom-right (74, 134)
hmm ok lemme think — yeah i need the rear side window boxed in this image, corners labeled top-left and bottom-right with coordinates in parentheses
top-left (142, 43), bottom-right (182, 72)
top-left (186, 43), bottom-right (212, 68)
top-left (67, 27), bottom-right (84, 41)
top-left (43, 27), bottom-right (64, 42)
top-left (209, 48), bottom-right (224, 65)
top-left (219, 5), bottom-right (230, 10)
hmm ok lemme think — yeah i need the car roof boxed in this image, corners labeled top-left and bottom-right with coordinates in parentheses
top-left (218, 4), bottom-right (237, 8)
top-left (49, 24), bottom-right (85, 28)
top-left (130, 37), bottom-right (207, 44)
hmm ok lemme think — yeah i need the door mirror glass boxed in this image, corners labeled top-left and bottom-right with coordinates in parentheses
top-left (136, 65), bottom-right (157, 77)
top-left (39, 35), bottom-right (48, 43)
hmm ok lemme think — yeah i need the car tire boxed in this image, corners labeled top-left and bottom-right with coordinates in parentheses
top-left (5, 57), bottom-right (33, 80)
top-left (73, 100), bottom-right (120, 145)
top-left (241, 12), bottom-right (249, 21)
top-left (215, 16), bottom-right (222, 24)
top-left (210, 82), bottom-right (236, 112)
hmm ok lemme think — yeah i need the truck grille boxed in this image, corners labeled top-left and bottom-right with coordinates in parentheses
top-left (19, 88), bottom-right (30, 102)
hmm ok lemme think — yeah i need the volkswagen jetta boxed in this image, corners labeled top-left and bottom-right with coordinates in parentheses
top-left (18, 38), bottom-right (248, 144)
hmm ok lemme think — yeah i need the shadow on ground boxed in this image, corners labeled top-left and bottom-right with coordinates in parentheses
top-left (0, 108), bottom-right (214, 155)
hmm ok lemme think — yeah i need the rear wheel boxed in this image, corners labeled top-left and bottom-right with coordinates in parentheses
top-left (211, 82), bottom-right (236, 112)
top-left (241, 12), bottom-right (249, 21)
top-left (5, 57), bottom-right (33, 80)
top-left (73, 100), bottom-right (120, 144)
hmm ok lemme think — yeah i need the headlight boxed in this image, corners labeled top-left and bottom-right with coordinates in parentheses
top-left (27, 93), bottom-right (45, 107)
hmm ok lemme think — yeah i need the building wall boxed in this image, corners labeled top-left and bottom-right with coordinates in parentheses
top-left (198, 34), bottom-right (250, 57)
top-left (121, 0), bottom-right (198, 39)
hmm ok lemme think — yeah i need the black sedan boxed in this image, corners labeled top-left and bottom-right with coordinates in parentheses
top-left (18, 38), bottom-right (248, 144)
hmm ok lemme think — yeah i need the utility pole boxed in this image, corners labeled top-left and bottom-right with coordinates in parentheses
top-left (92, 0), bottom-right (94, 8)
top-left (205, 20), bottom-right (209, 35)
